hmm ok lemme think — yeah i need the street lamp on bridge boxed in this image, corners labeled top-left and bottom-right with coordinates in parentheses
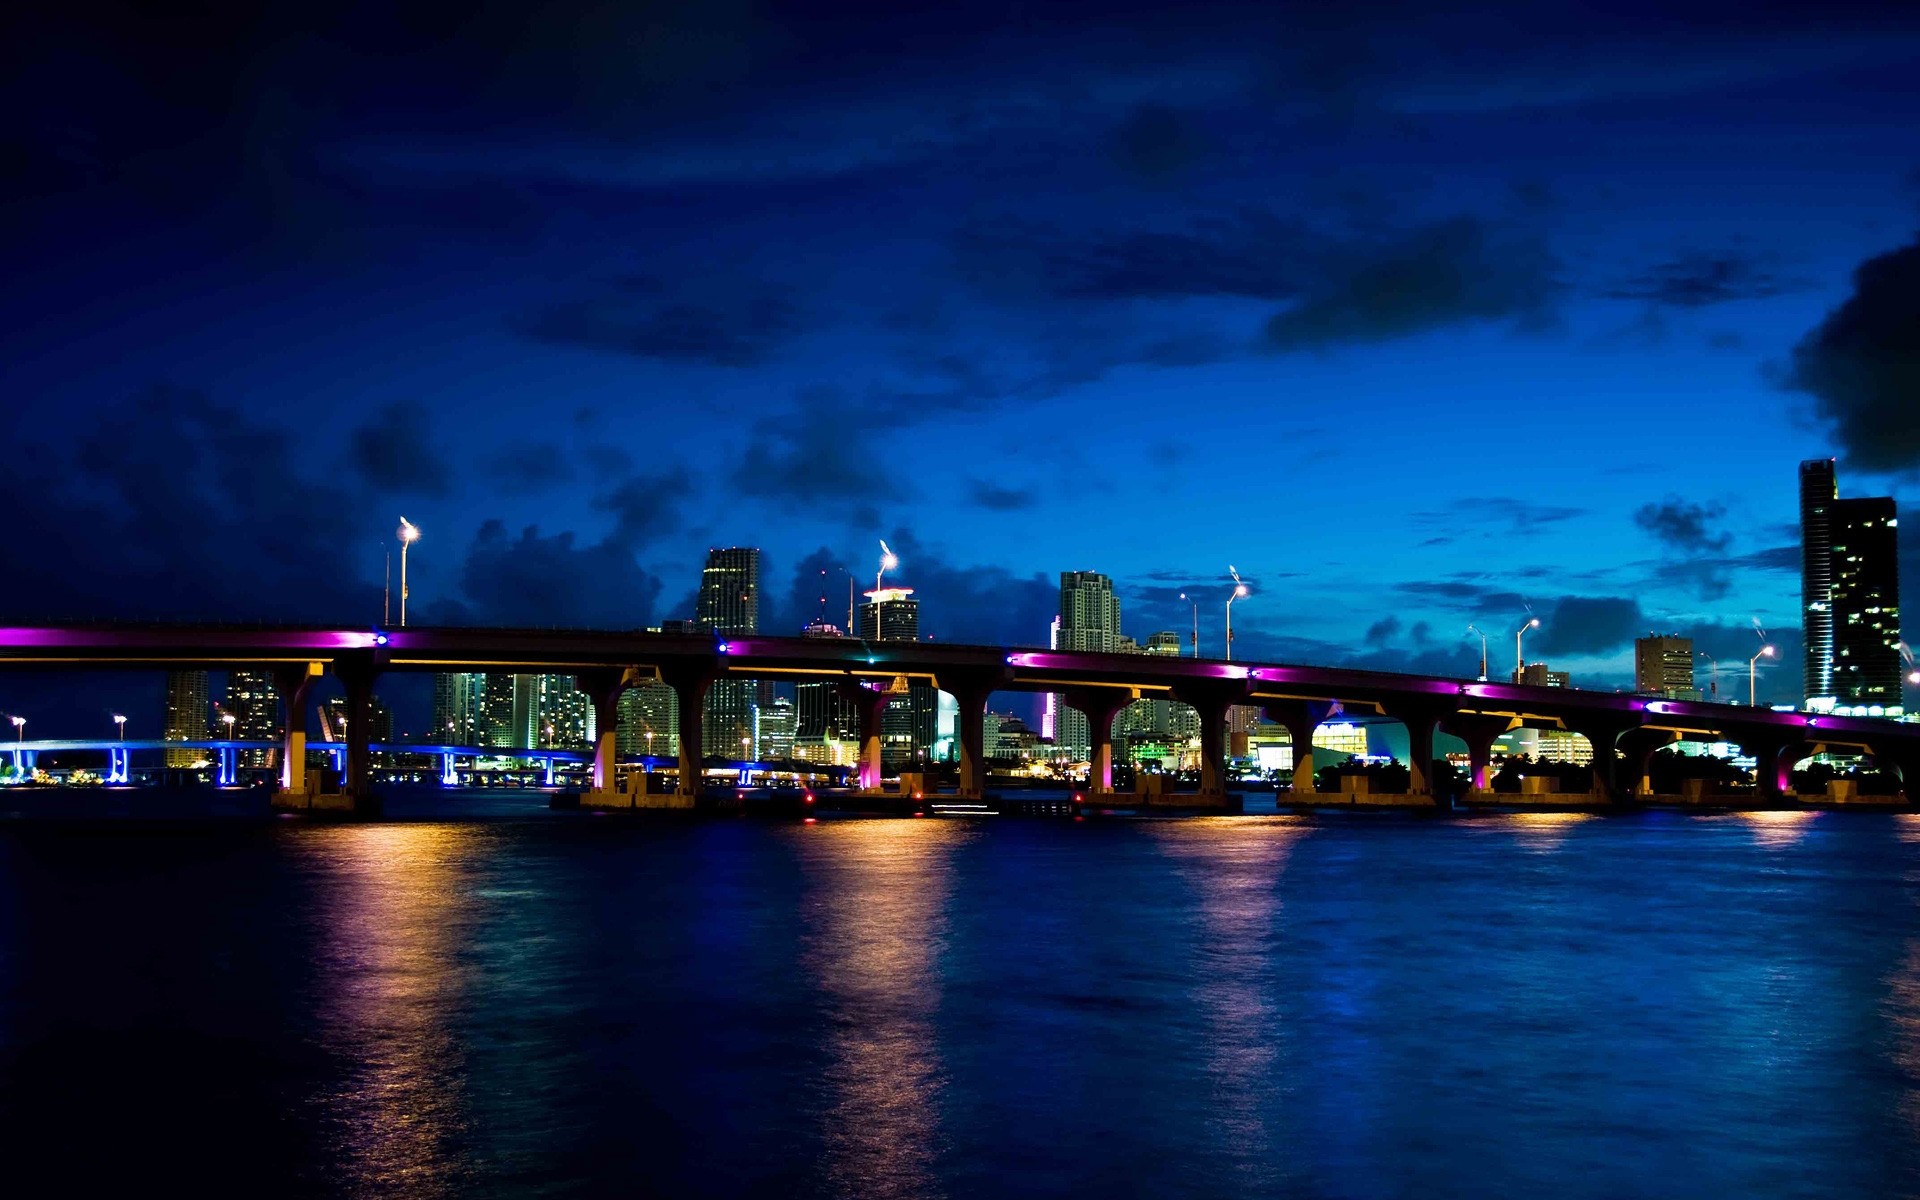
top-left (1179, 592), bottom-right (1199, 658)
top-left (1514, 617), bottom-right (1540, 683)
top-left (1226, 567), bottom-right (1249, 661)
top-left (397, 517), bottom-right (420, 627)
top-left (1749, 644), bottom-right (1775, 707)
top-left (1466, 624), bottom-right (1489, 681)
top-left (113, 713), bottom-right (126, 740)
top-left (1699, 651), bottom-right (1719, 700)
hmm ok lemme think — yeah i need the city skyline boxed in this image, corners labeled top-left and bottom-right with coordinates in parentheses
top-left (4, 3), bottom-right (1920, 727)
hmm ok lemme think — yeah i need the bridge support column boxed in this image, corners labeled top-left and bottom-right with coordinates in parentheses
top-left (440, 752), bottom-right (458, 786)
top-left (1264, 700), bottom-right (1339, 795)
top-left (217, 746), bottom-right (236, 787)
top-left (1382, 701), bottom-right (1457, 806)
top-left (1885, 749), bottom-right (1920, 806)
top-left (936, 669), bottom-right (1008, 800)
top-left (332, 651), bottom-right (382, 816)
top-left (1064, 688), bottom-right (1131, 794)
top-left (661, 666), bottom-right (718, 806)
top-left (272, 662), bottom-right (321, 801)
top-left (107, 747), bottom-right (129, 785)
top-left (1565, 719), bottom-right (1638, 806)
top-left (837, 681), bottom-right (894, 792)
top-left (576, 668), bottom-right (631, 805)
top-left (1736, 733), bottom-right (1804, 806)
top-left (1618, 728), bottom-right (1679, 798)
top-left (1442, 712), bottom-right (1514, 795)
top-left (1170, 680), bottom-right (1249, 807)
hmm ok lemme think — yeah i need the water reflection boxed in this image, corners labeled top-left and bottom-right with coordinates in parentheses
top-left (305, 825), bottom-right (479, 1197)
top-left (799, 821), bottom-right (961, 1200)
top-left (1737, 809), bottom-right (1819, 849)
top-left (1501, 811), bottom-right (1594, 852)
top-left (1151, 816), bottom-right (1308, 1191)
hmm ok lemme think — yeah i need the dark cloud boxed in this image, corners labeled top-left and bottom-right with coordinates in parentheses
top-left (1393, 580), bottom-right (1529, 611)
top-left (1111, 104), bottom-right (1205, 180)
top-left (1786, 233), bottom-right (1920, 472)
top-left (878, 529), bottom-right (1056, 647)
top-left (593, 467), bottom-right (692, 547)
top-left (965, 479), bottom-right (1038, 511)
top-left (0, 386), bottom-right (370, 623)
top-left (485, 441), bottom-right (574, 495)
top-left (443, 520), bottom-right (661, 629)
top-left (348, 402), bottom-right (452, 495)
top-left (1633, 497), bottom-right (1731, 553)
top-left (732, 389), bottom-right (900, 525)
top-left (1364, 616), bottom-right (1402, 646)
top-left (1530, 597), bottom-right (1645, 657)
top-left (960, 210), bottom-right (1309, 302)
top-left (517, 278), bottom-right (802, 367)
top-left (1263, 216), bottom-right (1559, 350)
top-left (1602, 252), bottom-right (1803, 307)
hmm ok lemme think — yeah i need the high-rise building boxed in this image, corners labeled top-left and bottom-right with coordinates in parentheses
top-left (480, 671), bottom-right (518, 747)
top-left (538, 674), bottom-right (593, 749)
top-left (1802, 459), bottom-right (1838, 704)
top-left (1831, 497), bottom-right (1902, 713)
top-left (1634, 635), bottom-right (1698, 700)
top-left (1802, 460), bottom-right (1902, 715)
top-left (859, 586), bottom-right (936, 768)
top-left (226, 670), bottom-right (280, 767)
top-left (697, 548), bottom-right (761, 757)
top-left (163, 670), bottom-right (209, 768)
top-left (1053, 572), bottom-right (1123, 760)
top-left (617, 681), bottom-right (679, 758)
top-left (754, 696), bottom-right (796, 761)
top-left (322, 696), bottom-right (392, 742)
top-left (432, 673), bottom-right (486, 744)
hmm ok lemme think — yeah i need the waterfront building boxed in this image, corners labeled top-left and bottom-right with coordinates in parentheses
top-left (162, 669), bottom-right (209, 768)
top-left (538, 674), bottom-right (593, 749)
top-left (1634, 636), bottom-right (1699, 700)
top-left (697, 547), bottom-right (761, 757)
top-left (616, 681), bottom-right (678, 758)
top-left (226, 669), bottom-right (279, 767)
top-left (1514, 662), bottom-right (1570, 688)
top-left (432, 672), bottom-right (487, 744)
top-left (1803, 459), bottom-right (1904, 715)
top-left (754, 696), bottom-right (796, 761)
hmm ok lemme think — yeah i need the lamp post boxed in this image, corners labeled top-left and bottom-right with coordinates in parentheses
top-left (113, 713), bottom-right (126, 740)
top-left (1749, 645), bottom-right (1775, 707)
top-left (222, 711), bottom-right (236, 740)
top-left (10, 715), bottom-right (23, 746)
top-left (876, 540), bottom-right (898, 595)
top-left (1226, 566), bottom-right (1249, 661)
top-left (1513, 617), bottom-right (1540, 683)
top-left (1699, 651), bottom-right (1719, 700)
top-left (1466, 624), bottom-right (1489, 681)
top-left (397, 518), bottom-right (420, 627)
top-left (1179, 593), bottom-right (1199, 658)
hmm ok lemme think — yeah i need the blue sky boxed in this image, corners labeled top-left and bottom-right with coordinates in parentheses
top-left (4, 0), bottom-right (1920, 730)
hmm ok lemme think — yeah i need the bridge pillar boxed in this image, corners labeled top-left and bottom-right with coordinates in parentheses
top-left (1064, 688), bottom-right (1132, 793)
top-left (332, 651), bottom-right (382, 815)
top-left (1441, 712), bottom-right (1514, 794)
top-left (936, 669), bottom-right (1009, 800)
top-left (440, 752), bottom-right (458, 786)
top-left (272, 662), bottom-right (321, 798)
top-left (1735, 732), bottom-right (1804, 805)
top-left (216, 746), bottom-right (237, 787)
top-left (661, 665), bottom-right (718, 803)
top-left (1618, 727), bottom-right (1680, 798)
top-left (1170, 680), bottom-right (1248, 803)
top-left (1564, 719), bottom-right (1639, 806)
top-left (837, 680), bottom-right (894, 792)
top-left (1884, 748), bottom-right (1920, 806)
top-left (575, 668), bottom-right (631, 797)
top-left (1264, 699), bottom-right (1339, 795)
top-left (1382, 701), bottom-right (1457, 804)
top-left (107, 747), bottom-right (129, 785)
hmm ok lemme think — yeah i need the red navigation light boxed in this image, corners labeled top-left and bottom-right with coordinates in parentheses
top-left (804, 792), bottom-right (815, 804)
top-left (803, 816), bottom-right (817, 825)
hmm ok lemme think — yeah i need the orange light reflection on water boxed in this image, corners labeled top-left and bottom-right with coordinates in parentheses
top-left (306, 824), bottom-right (480, 1198)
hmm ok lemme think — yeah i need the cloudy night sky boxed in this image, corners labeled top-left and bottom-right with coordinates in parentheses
top-left (6, 1), bottom-right (1920, 728)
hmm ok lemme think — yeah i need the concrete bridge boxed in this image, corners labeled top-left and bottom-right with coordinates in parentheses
top-left (2, 623), bottom-right (1915, 812)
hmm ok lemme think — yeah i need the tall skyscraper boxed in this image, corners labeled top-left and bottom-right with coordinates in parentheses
top-left (538, 674), bottom-right (593, 749)
top-left (697, 547), bottom-right (762, 756)
top-left (1801, 459), bottom-right (1838, 704)
top-left (1053, 571), bottom-right (1123, 760)
top-left (754, 696), bottom-right (796, 761)
top-left (860, 586), bottom-right (936, 768)
top-left (432, 672), bottom-right (486, 744)
top-left (1802, 460), bottom-right (1902, 715)
top-left (163, 670), bottom-right (209, 768)
top-left (227, 669), bottom-right (279, 767)
top-left (1634, 635), bottom-right (1698, 700)
top-left (481, 671), bottom-right (520, 747)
